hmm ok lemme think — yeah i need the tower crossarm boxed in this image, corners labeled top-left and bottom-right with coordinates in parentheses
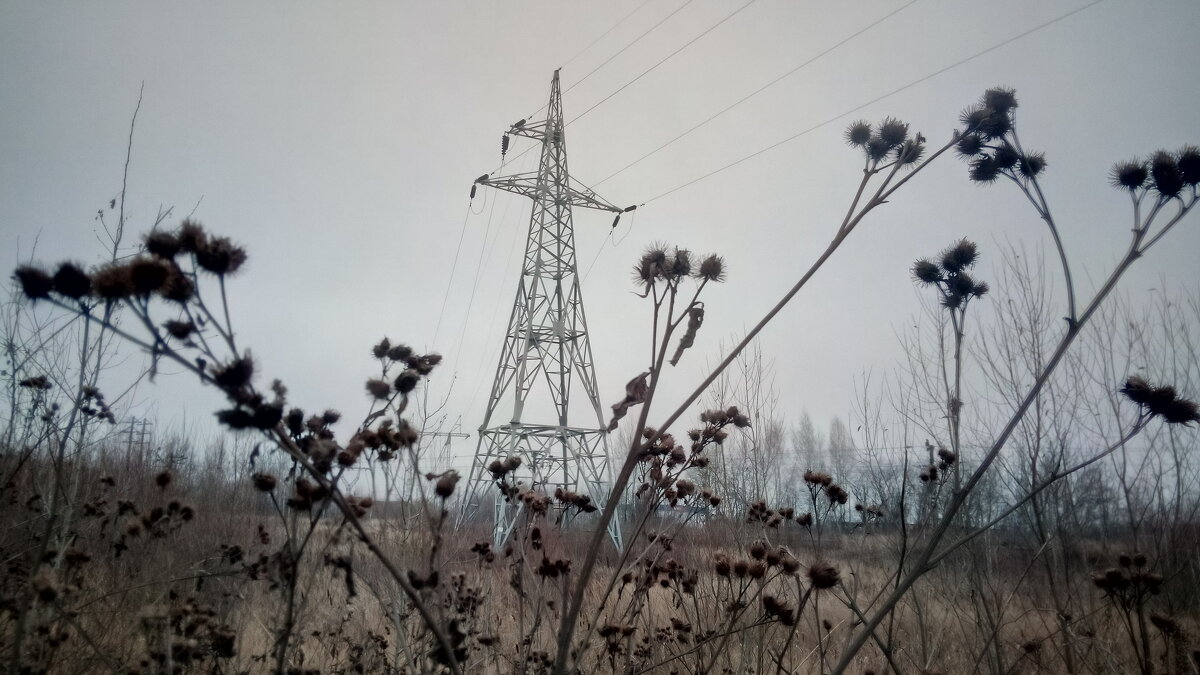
top-left (477, 172), bottom-right (623, 214)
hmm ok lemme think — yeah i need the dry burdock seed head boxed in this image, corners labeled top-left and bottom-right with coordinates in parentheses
top-left (435, 471), bottom-right (460, 499)
top-left (807, 561), bottom-right (840, 589)
top-left (52, 262), bottom-right (91, 299)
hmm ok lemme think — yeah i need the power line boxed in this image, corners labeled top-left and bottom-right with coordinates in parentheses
top-left (569, 0), bottom-right (758, 127)
top-left (432, 201), bottom-right (475, 346)
top-left (641, 0), bottom-right (1105, 205)
top-left (561, 0), bottom-right (661, 71)
top-left (563, 0), bottom-right (698, 99)
top-left (594, 0), bottom-right (921, 187)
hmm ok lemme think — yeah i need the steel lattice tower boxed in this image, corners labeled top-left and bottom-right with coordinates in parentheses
top-left (460, 70), bottom-right (624, 550)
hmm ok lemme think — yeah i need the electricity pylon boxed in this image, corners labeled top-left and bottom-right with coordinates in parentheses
top-left (459, 70), bottom-right (627, 551)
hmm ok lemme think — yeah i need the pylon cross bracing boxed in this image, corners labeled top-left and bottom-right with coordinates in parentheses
top-left (459, 70), bottom-right (624, 551)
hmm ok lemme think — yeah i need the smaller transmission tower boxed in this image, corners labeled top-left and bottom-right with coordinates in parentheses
top-left (460, 70), bottom-right (630, 550)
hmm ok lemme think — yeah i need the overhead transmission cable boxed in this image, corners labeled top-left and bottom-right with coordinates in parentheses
top-left (640, 0), bottom-right (1106, 205)
top-left (594, 0), bottom-right (921, 187)
top-left (562, 0), bottom-right (662, 71)
top-left (498, 0), bottom-right (742, 172)
top-left (523, 0), bottom-right (694, 123)
top-left (568, 0), bottom-right (758, 126)
top-left (432, 200), bottom-right (477, 346)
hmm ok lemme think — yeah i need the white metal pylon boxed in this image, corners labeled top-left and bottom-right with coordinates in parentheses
top-left (459, 70), bottom-right (626, 551)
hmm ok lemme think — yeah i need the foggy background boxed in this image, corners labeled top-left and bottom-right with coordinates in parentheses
top-left (3, 0), bottom-right (1198, 478)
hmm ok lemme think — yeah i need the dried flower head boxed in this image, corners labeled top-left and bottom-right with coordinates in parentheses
top-left (1110, 159), bottom-right (1148, 190)
top-left (1150, 150), bottom-right (1183, 198)
top-left (129, 257), bottom-right (171, 295)
top-left (696, 254), bottom-right (726, 282)
top-left (365, 378), bottom-right (391, 400)
top-left (911, 259), bottom-right (942, 285)
top-left (1019, 151), bottom-right (1047, 178)
top-left (195, 236), bottom-right (247, 275)
top-left (434, 471), bottom-right (460, 499)
top-left (52, 263), bottom-right (91, 300)
top-left (144, 230), bottom-right (181, 259)
top-left (14, 266), bottom-right (54, 300)
top-left (1177, 145), bottom-right (1200, 186)
top-left (878, 117), bottom-right (909, 148)
top-left (807, 561), bottom-right (840, 589)
top-left (955, 132), bottom-right (984, 157)
top-left (940, 239), bottom-right (979, 274)
top-left (969, 155), bottom-right (1000, 183)
top-left (844, 121), bottom-right (871, 147)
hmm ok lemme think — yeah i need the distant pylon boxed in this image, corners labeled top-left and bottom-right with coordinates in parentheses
top-left (459, 70), bottom-right (628, 551)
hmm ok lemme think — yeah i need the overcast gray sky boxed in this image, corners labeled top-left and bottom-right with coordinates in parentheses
top-left (3, 0), bottom-right (1198, 470)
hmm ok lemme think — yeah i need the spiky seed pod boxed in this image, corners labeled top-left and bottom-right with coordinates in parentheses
top-left (1177, 145), bottom-right (1200, 186)
top-left (878, 117), bottom-right (909, 148)
top-left (1162, 398), bottom-right (1200, 425)
top-left (983, 87), bottom-right (1018, 114)
top-left (748, 540), bottom-right (767, 560)
top-left (959, 105), bottom-right (988, 130)
top-left (1110, 159), bottom-right (1148, 190)
top-left (747, 561), bottom-right (767, 579)
top-left (950, 272), bottom-right (976, 297)
top-left (216, 408), bottom-right (254, 429)
top-left (1118, 553), bottom-right (1133, 568)
top-left (936, 447), bottom-right (957, 465)
top-left (436, 470), bottom-right (458, 497)
top-left (155, 471), bottom-right (173, 489)
top-left (251, 473), bottom-right (278, 492)
top-left (373, 338), bottom-right (391, 359)
top-left (1150, 151), bottom-right (1184, 198)
top-left (1019, 152), bottom-right (1047, 178)
top-left (177, 220), bottom-right (207, 253)
top-left (1146, 385), bottom-right (1177, 412)
top-left (321, 409), bottom-right (341, 425)
top-left (911, 259), bottom-right (942, 285)
top-left (158, 267), bottom-right (194, 303)
top-left (696, 254), bottom-right (726, 282)
top-left (129, 257), bottom-right (171, 295)
top-left (1120, 376), bottom-right (1154, 406)
top-left (969, 155), bottom-right (1001, 183)
top-left (365, 378), bottom-right (391, 400)
top-left (671, 249), bottom-right (692, 277)
top-left (213, 357), bottom-right (254, 390)
top-left (976, 109), bottom-right (1012, 141)
top-left (896, 139), bottom-right (925, 166)
top-left (394, 369), bottom-right (421, 394)
top-left (1133, 553), bottom-right (1147, 567)
top-left (387, 344), bottom-right (414, 361)
top-left (865, 136), bottom-right (891, 162)
top-left (194, 236), bottom-right (247, 275)
top-left (164, 320), bottom-right (195, 339)
top-left (144, 231), bottom-right (181, 259)
top-left (993, 144), bottom-right (1020, 171)
top-left (955, 132), bottom-right (984, 157)
top-left (807, 561), bottom-right (840, 589)
top-left (940, 239), bottom-right (979, 273)
top-left (14, 266), bottom-right (54, 300)
top-left (252, 403), bottom-right (283, 430)
top-left (844, 121), bottom-right (871, 147)
top-left (52, 263), bottom-right (91, 299)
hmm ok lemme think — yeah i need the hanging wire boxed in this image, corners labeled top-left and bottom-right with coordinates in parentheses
top-left (450, 187), bottom-right (502, 368)
top-left (432, 201), bottom-right (475, 346)
top-left (562, 0), bottom-right (661, 71)
top-left (593, 0), bottom-right (921, 187)
top-left (568, 0), bottom-right (758, 127)
top-left (639, 0), bottom-right (1106, 206)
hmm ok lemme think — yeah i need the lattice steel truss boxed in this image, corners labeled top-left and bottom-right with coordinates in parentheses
top-left (459, 70), bottom-right (624, 550)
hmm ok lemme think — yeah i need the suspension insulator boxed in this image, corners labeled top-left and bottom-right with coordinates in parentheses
top-left (611, 214), bottom-right (621, 229)
top-left (470, 184), bottom-right (477, 199)
top-left (475, 174), bottom-right (489, 184)
top-left (513, 118), bottom-right (526, 129)
top-left (624, 205), bottom-right (638, 212)
top-left (501, 134), bottom-right (510, 159)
